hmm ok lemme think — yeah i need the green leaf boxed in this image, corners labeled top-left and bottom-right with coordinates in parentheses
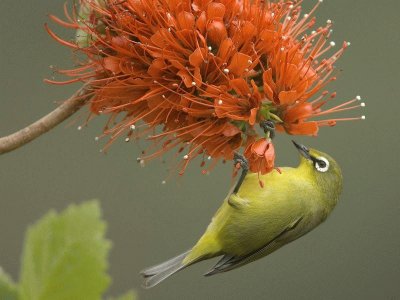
top-left (108, 290), bottom-right (136, 300)
top-left (19, 200), bottom-right (112, 300)
top-left (0, 267), bottom-right (18, 300)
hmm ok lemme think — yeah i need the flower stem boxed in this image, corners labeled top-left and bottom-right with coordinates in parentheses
top-left (0, 83), bottom-right (92, 155)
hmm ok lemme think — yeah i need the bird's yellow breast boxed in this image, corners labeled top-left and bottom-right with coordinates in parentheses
top-left (205, 167), bottom-right (325, 256)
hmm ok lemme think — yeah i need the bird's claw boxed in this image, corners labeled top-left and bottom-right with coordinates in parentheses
top-left (233, 152), bottom-right (249, 172)
top-left (232, 152), bottom-right (249, 194)
top-left (260, 120), bottom-right (275, 139)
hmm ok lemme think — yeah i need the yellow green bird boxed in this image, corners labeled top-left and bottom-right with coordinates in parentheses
top-left (141, 141), bottom-right (343, 288)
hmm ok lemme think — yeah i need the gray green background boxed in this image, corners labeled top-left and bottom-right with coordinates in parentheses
top-left (1, 0), bottom-right (399, 299)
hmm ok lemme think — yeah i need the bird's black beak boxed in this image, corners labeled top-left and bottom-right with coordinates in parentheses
top-left (292, 140), bottom-right (312, 160)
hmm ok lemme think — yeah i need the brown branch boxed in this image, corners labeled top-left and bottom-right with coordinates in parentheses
top-left (0, 84), bottom-right (92, 155)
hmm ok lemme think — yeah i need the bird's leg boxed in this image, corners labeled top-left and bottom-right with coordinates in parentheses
top-left (233, 152), bottom-right (249, 194)
top-left (260, 120), bottom-right (275, 139)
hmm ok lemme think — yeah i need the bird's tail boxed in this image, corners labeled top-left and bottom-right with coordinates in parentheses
top-left (140, 250), bottom-right (193, 288)
top-left (141, 234), bottom-right (220, 288)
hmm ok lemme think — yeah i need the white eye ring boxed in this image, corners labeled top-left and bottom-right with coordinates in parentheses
top-left (315, 156), bottom-right (329, 172)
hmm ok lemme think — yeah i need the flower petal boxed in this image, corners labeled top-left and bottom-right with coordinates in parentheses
top-left (103, 57), bottom-right (121, 74)
top-left (228, 52), bottom-right (252, 76)
top-left (177, 11), bottom-right (195, 30)
top-left (207, 2), bottom-right (226, 20)
top-left (251, 139), bottom-right (269, 156)
top-left (249, 108), bottom-right (258, 126)
top-left (207, 21), bottom-right (227, 45)
top-left (284, 102), bottom-right (313, 123)
top-left (189, 48), bottom-right (207, 67)
top-left (285, 122), bottom-right (319, 136)
top-left (223, 123), bottom-right (241, 137)
top-left (230, 78), bottom-right (250, 96)
top-left (279, 90), bottom-right (299, 105)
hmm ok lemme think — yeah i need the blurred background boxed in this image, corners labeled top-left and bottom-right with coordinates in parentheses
top-left (0, 0), bottom-right (399, 299)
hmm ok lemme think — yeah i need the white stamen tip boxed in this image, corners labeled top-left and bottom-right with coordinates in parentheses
top-left (207, 156), bottom-right (212, 160)
top-left (139, 159), bottom-right (145, 167)
top-left (247, 59), bottom-right (252, 64)
top-left (271, 13), bottom-right (275, 17)
top-left (161, 180), bottom-right (166, 185)
top-left (360, 102), bottom-right (366, 107)
top-left (326, 19), bottom-right (332, 24)
top-left (311, 30), bottom-right (316, 34)
top-left (130, 124), bottom-right (136, 130)
top-left (183, 155), bottom-right (189, 160)
top-left (162, 94), bottom-right (166, 99)
top-left (95, 136), bottom-right (99, 141)
top-left (223, 68), bottom-right (230, 74)
top-left (304, 14), bottom-right (309, 18)
top-left (287, 16), bottom-right (292, 21)
top-left (125, 137), bottom-right (130, 142)
top-left (330, 41), bottom-right (336, 47)
top-left (218, 100), bottom-right (223, 105)
top-left (346, 42), bottom-right (351, 46)
top-left (319, 0), bottom-right (323, 3)
top-left (77, 126), bottom-right (82, 131)
top-left (280, 47), bottom-right (285, 51)
top-left (356, 95), bottom-right (362, 100)
top-left (208, 46), bottom-right (212, 51)
top-left (361, 115), bottom-right (366, 120)
top-left (289, 4), bottom-right (294, 9)
top-left (191, 81), bottom-right (196, 86)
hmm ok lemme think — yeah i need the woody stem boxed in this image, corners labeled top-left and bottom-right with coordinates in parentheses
top-left (0, 83), bottom-right (92, 155)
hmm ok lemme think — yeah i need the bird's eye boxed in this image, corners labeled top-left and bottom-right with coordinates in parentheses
top-left (315, 157), bottom-right (329, 172)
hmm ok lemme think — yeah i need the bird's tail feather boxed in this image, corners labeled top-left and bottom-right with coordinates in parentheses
top-left (141, 250), bottom-right (191, 277)
top-left (141, 234), bottom-right (220, 288)
top-left (140, 250), bottom-right (193, 288)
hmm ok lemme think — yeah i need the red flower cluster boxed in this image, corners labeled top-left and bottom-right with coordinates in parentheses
top-left (47, 0), bottom-right (364, 175)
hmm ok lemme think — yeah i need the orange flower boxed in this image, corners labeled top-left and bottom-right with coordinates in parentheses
top-left (245, 138), bottom-right (275, 175)
top-left (46, 0), bottom-right (364, 175)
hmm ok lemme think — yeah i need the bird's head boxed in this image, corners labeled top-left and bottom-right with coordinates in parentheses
top-left (292, 141), bottom-right (343, 200)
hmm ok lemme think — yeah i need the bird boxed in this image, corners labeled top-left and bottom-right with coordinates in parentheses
top-left (141, 140), bottom-right (343, 288)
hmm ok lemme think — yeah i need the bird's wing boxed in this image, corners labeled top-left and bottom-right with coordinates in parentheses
top-left (204, 216), bottom-right (303, 276)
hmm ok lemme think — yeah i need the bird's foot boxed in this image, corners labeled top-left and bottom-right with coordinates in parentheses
top-left (233, 152), bottom-right (249, 194)
top-left (260, 120), bottom-right (275, 139)
top-left (234, 152), bottom-right (249, 171)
